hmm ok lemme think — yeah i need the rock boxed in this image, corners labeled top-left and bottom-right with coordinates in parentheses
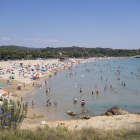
top-left (137, 113), bottom-right (140, 115)
top-left (85, 116), bottom-right (91, 119)
top-left (67, 111), bottom-right (76, 116)
top-left (105, 106), bottom-right (129, 116)
top-left (77, 115), bottom-right (91, 119)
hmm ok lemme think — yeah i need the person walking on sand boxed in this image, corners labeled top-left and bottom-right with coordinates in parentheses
top-left (32, 101), bottom-right (35, 108)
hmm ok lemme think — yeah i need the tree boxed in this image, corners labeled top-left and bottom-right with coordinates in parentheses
top-left (0, 97), bottom-right (27, 128)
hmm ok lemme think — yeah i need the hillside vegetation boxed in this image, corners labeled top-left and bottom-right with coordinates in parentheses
top-left (0, 45), bottom-right (140, 60)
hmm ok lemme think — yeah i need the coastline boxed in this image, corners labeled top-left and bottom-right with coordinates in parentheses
top-left (1, 57), bottom-right (138, 130)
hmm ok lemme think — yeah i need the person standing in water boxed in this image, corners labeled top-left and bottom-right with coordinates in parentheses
top-left (54, 100), bottom-right (57, 106)
top-left (81, 100), bottom-right (85, 106)
top-left (46, 88), bottom-right (48, 93)
top-left (32, 101), bottom-right (35, 108)
top-left (124, 82), bottom-right (126, 86)
top-left (80, 88), bottom-right (82, 93)
top-left (95, 84), bottom-right (97, 88)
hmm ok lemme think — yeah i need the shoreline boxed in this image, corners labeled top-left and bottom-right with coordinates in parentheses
top-left (0, 57), bottom-right (137, 130)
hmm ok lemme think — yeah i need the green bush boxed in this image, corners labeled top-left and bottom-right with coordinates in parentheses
top-left (0, 97), bottom-right (27, 128)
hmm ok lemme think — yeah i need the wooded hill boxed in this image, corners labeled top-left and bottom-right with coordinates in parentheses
top-left (0, 45), bottom-right (139, 60)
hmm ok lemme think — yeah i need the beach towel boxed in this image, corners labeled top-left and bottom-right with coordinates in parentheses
top-left (0, 84), bottom-right (7, 86)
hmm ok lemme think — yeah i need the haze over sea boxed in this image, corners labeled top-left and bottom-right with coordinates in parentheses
top-left (27, 58), bottom-right (140, 121)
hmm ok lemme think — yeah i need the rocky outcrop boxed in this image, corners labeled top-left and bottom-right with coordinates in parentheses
top-left (105, 106), bottom-right (129, 116)
top-left (67, 111), bottom-right (76, 116)
top-left (77, 115), bottom-right (91, 119)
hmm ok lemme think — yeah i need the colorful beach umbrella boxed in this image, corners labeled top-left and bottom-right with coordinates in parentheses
top-left (18, 84), bottom-right (22, 86)
top-left (2, 93), bottom-right (9, 96)
top-left (11, 75), bottom-right (15, 77)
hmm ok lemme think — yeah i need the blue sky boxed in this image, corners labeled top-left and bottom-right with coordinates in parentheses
top-left (0, 0), bottom-right (140, 49)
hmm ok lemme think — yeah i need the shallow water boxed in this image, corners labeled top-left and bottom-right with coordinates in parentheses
top-left (26, 58), bottom-right (140, 121)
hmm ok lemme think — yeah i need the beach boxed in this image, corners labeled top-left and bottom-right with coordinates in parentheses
top-left (0, 58), bottom-right (103, 127)
top-left (0, 57), bottom-right (140, 130)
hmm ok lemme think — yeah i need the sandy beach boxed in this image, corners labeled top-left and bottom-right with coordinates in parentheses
top-left (1, 57), bottom-right (139, 131)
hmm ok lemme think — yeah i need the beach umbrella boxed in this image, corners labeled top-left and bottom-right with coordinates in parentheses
top-left (2, 93), bottom-right (9, 96)
top-left (31, 75), bottom-right (34, 76)
top-left (18, 84), bottom-right (22, 86)
top-left (19, 70), bottom-right (22, 72)
top-left (11, 75), bottom-right (15, 77)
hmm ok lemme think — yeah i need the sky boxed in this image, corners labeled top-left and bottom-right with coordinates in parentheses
top-left (0, 0), bottom-right (140, 49)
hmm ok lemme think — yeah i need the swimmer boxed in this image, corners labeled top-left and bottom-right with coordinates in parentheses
top-left (136, 92), bottom-right (138, 95)
top-left (92, 91), bottom-right (93, 94)
top-left (96, 90), bottom-right (99, 94)
top-left (49, 88), bottom-right (51, 93)
top-left (101, 76), bottom-right (102, 80)
top-left (122, 81), bottom-right (123, 85)
top-left (110, 84), bottom-right (112, 88)
top-left (106, 78), bottom-right (107, 81)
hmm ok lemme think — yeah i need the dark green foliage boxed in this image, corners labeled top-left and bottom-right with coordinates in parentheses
top-left (0, 45), bottom-right (140, 60)
top-left (0, 97), bottom-right (27, 128)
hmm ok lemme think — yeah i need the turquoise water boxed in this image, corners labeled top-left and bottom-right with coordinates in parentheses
top-left (26, 58), bottom-right (140, 121)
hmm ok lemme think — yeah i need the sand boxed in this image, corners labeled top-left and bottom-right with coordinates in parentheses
top-left (1, 57), bottom-right (138, 131)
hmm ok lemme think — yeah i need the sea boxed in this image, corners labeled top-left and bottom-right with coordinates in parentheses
top-left (26, 58), bottom-right (140, 121)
